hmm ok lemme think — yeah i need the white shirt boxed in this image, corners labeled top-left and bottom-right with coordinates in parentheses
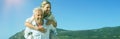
top-left (24, 16), bottom-right (50, 39)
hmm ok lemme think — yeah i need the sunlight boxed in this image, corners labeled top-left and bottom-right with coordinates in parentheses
top-left (1, 0), bottom-right (24, 21)
top-left (3, 0), bottom-right (24, 13)
top-left (2, 0), bottom-right (25, 19)
top-left (4, 0), bottom-right (23, 6)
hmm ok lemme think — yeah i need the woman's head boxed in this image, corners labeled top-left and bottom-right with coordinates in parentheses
top-left (41, 0), bottom-right (51, 13)
top-left (41, 0), bottom-right (51, 8)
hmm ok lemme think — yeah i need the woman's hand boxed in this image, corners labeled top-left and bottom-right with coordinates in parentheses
top-left (34, 26), bottom-right (45, 33)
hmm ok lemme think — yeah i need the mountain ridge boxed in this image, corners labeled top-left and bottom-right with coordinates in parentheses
top-left (9, 26), bottom-right (120, 39)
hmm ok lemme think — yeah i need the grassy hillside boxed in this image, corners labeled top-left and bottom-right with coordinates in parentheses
top-left (9, 26), bottom-right (120, 39)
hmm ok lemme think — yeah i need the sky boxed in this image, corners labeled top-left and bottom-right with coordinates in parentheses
top-left (0, 0), bottom-right (120, 39)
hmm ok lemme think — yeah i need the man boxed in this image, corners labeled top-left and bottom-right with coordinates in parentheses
top-left (24, 8), bottom-right (45, 39)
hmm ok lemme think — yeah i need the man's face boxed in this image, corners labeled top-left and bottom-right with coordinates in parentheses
top-left (43, 4), bottom-right (51, 14)
top-left (34, 10), bottom-right (43, 24)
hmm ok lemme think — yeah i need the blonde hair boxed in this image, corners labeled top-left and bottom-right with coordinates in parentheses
top-left (33, 7), bottom-right (43, 14)
top-left (33, 7), bottom-right (39, 13)
top-left (32, 7), bottom-right (44, 25)
top-left (41, 0), bottom-right (51, 8)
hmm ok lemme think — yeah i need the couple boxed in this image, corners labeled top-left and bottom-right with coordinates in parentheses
top-left (24, 0), bottom-right (57, 39)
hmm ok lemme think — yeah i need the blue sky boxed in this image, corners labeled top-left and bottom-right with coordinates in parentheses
top-left (0, 0), bottom-right (120, 39)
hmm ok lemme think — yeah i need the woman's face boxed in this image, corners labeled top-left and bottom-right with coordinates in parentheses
top-left (43, 4), bottom-right (51, 13)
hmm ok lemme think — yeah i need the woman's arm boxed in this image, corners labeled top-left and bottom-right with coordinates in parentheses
top-left (46, 20), bottom-right (57, 28)
top-left (25, 22), bottom-right (45, 32)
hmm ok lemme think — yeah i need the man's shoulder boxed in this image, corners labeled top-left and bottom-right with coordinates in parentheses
top-left (26, 16), bottom-right (34, 22)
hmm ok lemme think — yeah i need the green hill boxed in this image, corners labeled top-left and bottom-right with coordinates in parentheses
top-left (9, 26), bottom-right (120, 39)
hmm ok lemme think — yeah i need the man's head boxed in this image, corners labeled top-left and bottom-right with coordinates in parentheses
top-left (33, 8), bottom-right (43, 24)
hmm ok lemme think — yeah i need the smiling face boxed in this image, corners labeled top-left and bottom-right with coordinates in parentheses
top-left (42, 3), bottom-right (51, 18)
top-left (33, 8), bottom-right (43, 25)
top-left (43, 4), bottom-right (51, 14)
top-left (41, 1), bottom-right (51, 17)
